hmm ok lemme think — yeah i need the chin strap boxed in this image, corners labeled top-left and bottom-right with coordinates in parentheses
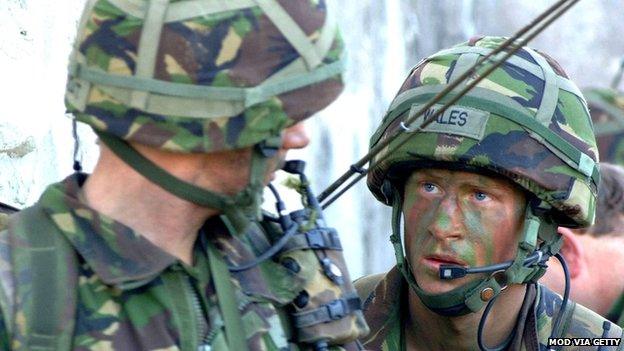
top-left (389, 187), bottom-right (562, 317)
top-left (96, 131), bottom-right (281, 234)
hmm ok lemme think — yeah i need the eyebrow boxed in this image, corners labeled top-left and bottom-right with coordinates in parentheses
top-left (411, 169), bottom-right (509, 191)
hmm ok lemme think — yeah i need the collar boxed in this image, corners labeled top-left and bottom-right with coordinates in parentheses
top-left (38, 173), bottom-right (179, 289)
top-left (606, 289), bottom-right (624, 325)
top-left (360, 266), bottom-right (542, 351)
top-left (358, 266), bottom-right (405, 350)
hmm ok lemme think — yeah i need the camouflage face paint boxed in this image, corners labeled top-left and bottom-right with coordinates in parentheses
top-left (402, 168), bottom-right (526, 294)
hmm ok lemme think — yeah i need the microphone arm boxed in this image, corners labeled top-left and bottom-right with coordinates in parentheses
top-left (439, 250), bottom-right (548, 280)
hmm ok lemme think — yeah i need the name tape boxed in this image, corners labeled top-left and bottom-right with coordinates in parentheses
top-left (407, 104), bottom-right (490, 140)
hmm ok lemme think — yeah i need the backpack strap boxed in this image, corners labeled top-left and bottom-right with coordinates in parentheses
top-left (7, 205), bottom-right (78, 350)
top-left (206, 240), bottom-right (248, 351)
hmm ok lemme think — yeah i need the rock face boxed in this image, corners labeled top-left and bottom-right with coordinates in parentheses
top-left (1, 0), bottom-right (622, 275)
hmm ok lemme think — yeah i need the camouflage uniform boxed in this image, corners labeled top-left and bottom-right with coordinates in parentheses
top-left (360, 36), bottom-right (623, 350)
top-left (355, 268), bottom-right (622, 351)
top-left (0, 175), bottom-right (313, 349)
top-left (0, 0), bottom-right (368, 350)
top-left (0, 203), bottom-right (18, 232)
top-left (608, 293), bottom-right (624, 328)
top-left (584, 88), bottom-right (624, 165)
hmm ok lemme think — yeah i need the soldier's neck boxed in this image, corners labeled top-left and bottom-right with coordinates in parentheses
top-left (404, 284), bottom-right (526, 351)
top-left (83, 145), bottom-right (224, 265)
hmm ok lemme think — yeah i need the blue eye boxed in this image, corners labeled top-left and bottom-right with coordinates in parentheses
top-left (422, 182), bottom-right (437, 193)
top-left (474, 191), bottom-right (488, 201)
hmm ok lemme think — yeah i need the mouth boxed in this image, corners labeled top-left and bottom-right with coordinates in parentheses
top-left (421, 254), bottom-right (467, 270)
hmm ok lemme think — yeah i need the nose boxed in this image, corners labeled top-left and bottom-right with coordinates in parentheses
top-left (281, 122), bottom-right (310, 150)
top-left (427, 196), bottom-right (464, 241)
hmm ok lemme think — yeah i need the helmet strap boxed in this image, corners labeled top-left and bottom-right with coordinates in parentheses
top-left (95, 131), bottom-right (280, 235)
top-left (389, 187), bottom-right (560, 316)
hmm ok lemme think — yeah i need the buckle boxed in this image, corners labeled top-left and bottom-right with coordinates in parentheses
top-left (326, 299), bottom-right (346, 320)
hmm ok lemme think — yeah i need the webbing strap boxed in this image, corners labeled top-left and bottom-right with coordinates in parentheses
top-left (130, 0), bottom-right (169, 110)
top-left (260, 0), bottom-right (338, 87)
top-left (11, 206), bottom-right (78, 350)
top-left (292, 294), bottom-right (362, 328)
top-left (448, 53), bottom-right (479, 84)
top-left (379, 85), bottom-right (599, 186)
top-left (524, 46), bottom-right (560, 126)
top-left (206, 241), bottom-right (249, 351)
top-left (70, 0), bottom-right (98, 61)
top-left (96, 131), bottom-right (233, 210)
top-left (96, 131), bottom-right (271, 234)
top-left (503, 208), bottom-right (541, 288)
top-left (254, 0), bottom-right (322, 69)
top-left (166, 0), bottom-right (255, 22)
top-left (96, 85), bottom-right (245, 119)
top-left (428, 46), bottom-right (584, 99)
top-left (280, 228), bottom-right (342, 253)
top-left (107, 0), bottom-right (257, 22)
top-left (70, 57), bottom-right (344, 118)
top-left (65, 0), bottom-right (98, 111)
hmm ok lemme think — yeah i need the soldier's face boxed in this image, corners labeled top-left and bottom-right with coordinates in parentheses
top-left (402, 168), bottom-right (526, 294)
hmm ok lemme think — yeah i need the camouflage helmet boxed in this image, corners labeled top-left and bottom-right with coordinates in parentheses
top-left (368, 36), bottom-right (599, 228)
top-left (65, 0), bottom-right (345, 153)
top-left (584, 87), bottom-right (624, 165)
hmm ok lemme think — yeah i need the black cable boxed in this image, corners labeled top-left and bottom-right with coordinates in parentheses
top-left (477, 284), bottom-right (530, 351)
top-left (547, 253), bottom-right (571, 351)
top-left (227, 222), bottom-right (299, 272)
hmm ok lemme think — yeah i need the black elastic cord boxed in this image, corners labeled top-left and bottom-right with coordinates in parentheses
top-left (72, 119), bottom-right (83, 172)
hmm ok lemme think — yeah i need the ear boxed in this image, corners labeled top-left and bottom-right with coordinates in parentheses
top-left (557, 227), bottom-right (584, 279)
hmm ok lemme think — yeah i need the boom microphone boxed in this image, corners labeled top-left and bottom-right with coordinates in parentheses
top-left (439, 250), bottom-right (549, 280)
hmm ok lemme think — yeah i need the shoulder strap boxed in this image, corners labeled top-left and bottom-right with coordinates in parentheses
top-left (206, 241), bottom-right (248, 351)
top-left (8, 205), bottom-right (78, 350)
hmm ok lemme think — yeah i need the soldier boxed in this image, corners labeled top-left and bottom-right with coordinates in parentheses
top-left (355, 36), bottom-right (623, 350)
top-left (584, 88), bottom-right (624, 165)
top-left (541, 163), bottom-right (624, 326)
top-left (0, 0), bottom-right (368, 350)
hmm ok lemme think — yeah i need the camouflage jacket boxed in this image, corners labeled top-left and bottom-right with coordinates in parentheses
top-left (0, 203), bottom-right (18, 232)
top-left (0, 174), bottom-right (356, 350)
top-left (0, 214), bottom-right (8, 232)
top-left (608, 291), bottom-right (624, 328)
top-left (355, 266), bottom-right (624, 351)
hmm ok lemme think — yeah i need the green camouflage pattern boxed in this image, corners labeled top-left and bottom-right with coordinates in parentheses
top-left (66, 0), bottom-right (344, 153)
top-left (0, 174), bottom-right (359, 350)
top-left (585, 88), bottom-right (624, 165)
top-left (0, 215), bottom-right (8, 232)
top-left (607, 291), bottom-right (624, 328)
top-left (354, 267), bottom-right (623, 350)
top-left (368, 36), bottom-right (598, 227)
top-left (0, 203), bottom-right (18, 232)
